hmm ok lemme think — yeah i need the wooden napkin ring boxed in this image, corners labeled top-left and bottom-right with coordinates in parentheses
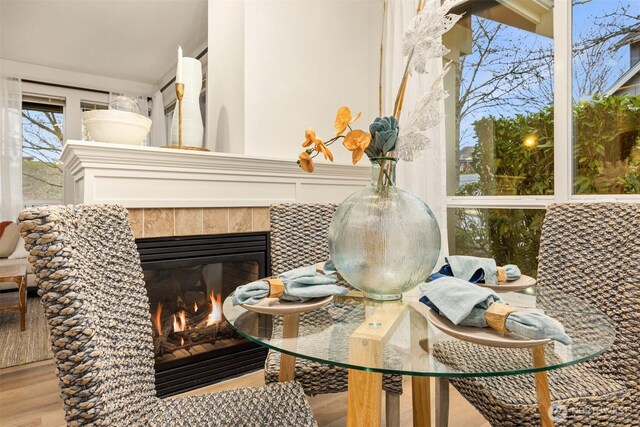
top-left (496, 266), bottom-right (507, 282)
top-left (484, 303), bottom-right (517, 333)
top-left (266, 278), bottom-right (285, 298)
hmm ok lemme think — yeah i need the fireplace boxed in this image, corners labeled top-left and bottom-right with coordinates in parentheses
top-left (136, 232), bottom-right (270, 396)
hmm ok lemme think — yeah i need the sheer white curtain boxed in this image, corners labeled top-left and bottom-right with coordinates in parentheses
top-left (0, 77), bottom-right (23, 221)
top-left (149, 90), bottom-right (167, 147)
top-left (382, 0), bottom-right (450, 262)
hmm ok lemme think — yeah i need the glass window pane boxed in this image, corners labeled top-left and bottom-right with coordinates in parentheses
top-left (447, 1), bottom-right (555, 196)
top-left (572, 0), bottom-right (640, 194)
top-left (22, 101), bottom-right (64, 206)
top-left (449, 208), bottom-right (546, 277)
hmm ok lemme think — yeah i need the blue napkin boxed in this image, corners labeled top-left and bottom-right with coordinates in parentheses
top-left (232, 262), bottom-right (348, 305)
top-left (431, 256), bottom-right (521, 284)
top-left (419, 277), bottom-right (571, 344)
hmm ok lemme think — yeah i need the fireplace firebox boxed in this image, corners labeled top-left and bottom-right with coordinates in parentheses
top-left (136, 232), bottom-right (270, 396)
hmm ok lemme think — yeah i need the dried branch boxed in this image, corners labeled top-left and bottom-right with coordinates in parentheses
top-left (379, 0), bottom-right (388, 116)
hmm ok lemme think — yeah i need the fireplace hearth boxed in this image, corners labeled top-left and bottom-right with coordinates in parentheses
top-left (136, 232), bottom-right (270, 396)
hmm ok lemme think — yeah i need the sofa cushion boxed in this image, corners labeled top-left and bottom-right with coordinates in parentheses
top-left (0, 222), bottom-right (19, 257)
top-left (8, 237), bottom-right (29, 259)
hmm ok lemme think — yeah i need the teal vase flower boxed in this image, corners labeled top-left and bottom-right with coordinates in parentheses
top-left (368, 116), bottom-right (399, 156)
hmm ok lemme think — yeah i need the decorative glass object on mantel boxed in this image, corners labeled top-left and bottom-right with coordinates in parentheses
top-left (294, 0), bottom-right (461, 300)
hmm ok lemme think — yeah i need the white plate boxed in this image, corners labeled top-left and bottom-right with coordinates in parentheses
top-left (241, 295), bottom-right (333, 315)
top-left (477, 274), bottom-right (536, 293)
top-left (426, 308), bottom-right (553, 348)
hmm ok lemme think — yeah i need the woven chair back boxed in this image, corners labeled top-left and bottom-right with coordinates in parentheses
top-left (269, 204), bottom-right (338, 275)
top-left (536, 203), bottom-right (640, 406)
top-left (18, 205), bottom-right (157, 425)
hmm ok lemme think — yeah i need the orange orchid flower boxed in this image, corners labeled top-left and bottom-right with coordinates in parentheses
top-left (302, 128), bottom-right (333, 161)
top-left (318, 143), bottom-right (334, 161)
top-left (298, 151), bottom-right (315, 173)
top-left (334, 106), bottom-right (362, 136)
top-left (302, 128), bottom-right (320, 148)
top-left (343, 130), bottom-right (371, 165)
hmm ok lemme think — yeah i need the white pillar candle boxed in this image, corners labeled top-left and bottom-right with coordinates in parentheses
top-left (176, 46), bottom-right (183, 83)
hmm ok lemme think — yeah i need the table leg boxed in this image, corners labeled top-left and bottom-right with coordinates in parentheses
top-left (411, 376), bottom-right (431, 427)
top-left (19, 275), bottom-right (26, 332)
top-left (347, 369), bottom-right (383, 427)
top-left (435, 377), bottom-right (449, 427)
top-left (409, 309), bottom-right (432, 427)
top-left (278, 313), bottom-right (299, 382)
top-left (386, 391), bottom-right (401, 427)
top-left (347, 301), bottom-right (407, 427)
top-left (532, 345), bottom-right (554, 427)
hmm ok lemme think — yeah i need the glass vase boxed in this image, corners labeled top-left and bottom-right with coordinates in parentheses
top-left (328, 157), bottom-right (441, 301)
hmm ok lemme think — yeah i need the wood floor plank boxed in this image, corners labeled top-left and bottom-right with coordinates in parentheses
top-left (0, 359), bottom-right (490, 427)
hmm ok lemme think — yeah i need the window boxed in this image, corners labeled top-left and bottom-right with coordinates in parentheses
top-left (572, 0), bottom-right (640, 194)
top-left (450, 208), bottom-right (545, 277)
top-left (21, 95), bottom-right (65, 206)
top-left (443, 0), bottom-right (639, 275)
top-left (20, 82), bottom-right (111, 207)
top-left (449, 9), bottom-right (554, 198)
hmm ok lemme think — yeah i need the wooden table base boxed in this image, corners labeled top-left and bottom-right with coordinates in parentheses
top-left (347, 369), bottom-right (383, 427)
top-left (412, 376), bottom-right (431, 427)
top-left (435, 377), bottom-right (449, 427)
top-left (347, 302), bottom-right (408, 427)
top-left (532, 345), bottom-right (554, 427)
top-left (278, 313), bottom-right (299, 382)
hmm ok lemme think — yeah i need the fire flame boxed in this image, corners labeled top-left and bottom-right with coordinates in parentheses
top-left (180, 337), bottom-right (185, 346)
top-left (173, 310), bottom-right (187, 333)
top-left (153, 303), bottom-right (163, 336)
top-left (207, 291), bottom-right (223, 326)
top-left (165, 291), bottom-right (223, 335)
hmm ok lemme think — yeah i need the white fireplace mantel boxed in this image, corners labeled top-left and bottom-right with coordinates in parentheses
top-left (61, 141), bottom-right (370, 208)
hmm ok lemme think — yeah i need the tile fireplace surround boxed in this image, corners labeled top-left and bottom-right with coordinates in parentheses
top-left (126, 207), bottom-right (270, 239)
top-left (61, 140), bottom-right (370, 237)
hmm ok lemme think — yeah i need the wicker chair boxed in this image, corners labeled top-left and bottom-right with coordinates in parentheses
top-left (17, 205), bottom-right (317, 427)
top-left (263, 204), bottom-right (404, 426)
top-left (434, 203), bottom-right (640, 426)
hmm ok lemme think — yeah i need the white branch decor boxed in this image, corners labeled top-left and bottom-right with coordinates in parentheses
top-left (393, 0), bottom-right (462, 162)
top-left (396, 64), bottom-right (451, 161)
top-left (402, 0), bottom-right (462, 75)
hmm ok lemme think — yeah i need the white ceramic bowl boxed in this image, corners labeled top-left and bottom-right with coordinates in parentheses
top-left (82, 110), bottom-right (152, 145)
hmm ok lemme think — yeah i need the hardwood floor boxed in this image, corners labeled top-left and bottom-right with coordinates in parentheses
top-left (0, 359), bottom-right (490, 427)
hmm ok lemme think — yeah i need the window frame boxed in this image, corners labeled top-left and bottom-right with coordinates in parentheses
top-left (444, 0), bottom-right (640, 216)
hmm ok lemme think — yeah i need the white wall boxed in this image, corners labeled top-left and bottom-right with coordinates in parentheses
top-left (208, 0), bottom-right (246, 154)
top-left (208, 0), bottom-right (382, 164)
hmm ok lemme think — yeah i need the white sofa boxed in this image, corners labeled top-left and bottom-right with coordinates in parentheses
top-left (0, 222), bottom-right (35, 291)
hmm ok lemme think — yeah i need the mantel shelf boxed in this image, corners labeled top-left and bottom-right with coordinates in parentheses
top-left (61, 141), bottom-right (370, 208)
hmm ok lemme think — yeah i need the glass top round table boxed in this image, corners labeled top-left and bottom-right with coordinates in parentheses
top-left (223, 287), bottom-right (615, 427)
top-left (223, 288), bottom-right (615, 378)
